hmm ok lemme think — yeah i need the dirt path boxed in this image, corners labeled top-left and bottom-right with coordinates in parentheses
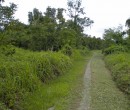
top-left (77, 51), bottom-right (129, 110)
top-left (77, 60), bottom-right (91, 110)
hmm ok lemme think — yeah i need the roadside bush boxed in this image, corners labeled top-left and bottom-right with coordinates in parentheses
top-left (105, 53), bottom-right (130, 94)
top-left (0, 45), bottom-right (15, 56)
top-left (61, 44), bottom-right (73, 56)
top-left (0, 47), bottom-right (72, 109)
top-left (0, 61), bottom-right (40, 109)
top-left (103, 45), bottom-right (128, 55)
top-left (61, 45), bottom-right (90, 60)
top-left (28, 52), bottom-right (72, 82)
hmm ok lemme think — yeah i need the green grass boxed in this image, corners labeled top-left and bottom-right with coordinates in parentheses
top-left (104, 53), bottom-right (130, 94)
top-left (0, 46), bottom-right (72, 109)
top-left (90, 51), bottom-right (130, 110)
top-left (0, 46), bottom-right (90, 109)
top-left (20, 55), bottom-right (90, 110)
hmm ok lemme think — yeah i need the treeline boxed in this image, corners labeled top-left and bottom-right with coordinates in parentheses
top-left (102, 21), bottom-right (130, 54)
top-left (0, 0), bottom-right (103, 52)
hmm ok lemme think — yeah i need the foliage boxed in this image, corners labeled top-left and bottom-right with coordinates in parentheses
top-left (67, 0), bottom-right (93, 32)
top-left (0, 2), bottom-right (17, 28)
top-left (103, 25), bottom-right (124, 48)
top-left (81, 35), bottom-right (103, 50)
top-left (102, 45), bottom-right (128, 55)
top-left (20, 52), bottom-right (90, 110)
top-left (104, 53), bottom-right (130, 94)
top-left (61, 44), bottom-right (73, 56)
top-left (0, 46), bottom-right (71, 109)
top-left (125, 18), bottom-right (130, 29)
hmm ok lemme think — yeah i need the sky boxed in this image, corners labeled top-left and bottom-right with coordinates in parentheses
top-left (4, 0), bottom-right (130, 38)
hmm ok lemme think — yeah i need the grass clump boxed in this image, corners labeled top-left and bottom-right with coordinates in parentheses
top-left (103, 45), bottom-right (128, 55)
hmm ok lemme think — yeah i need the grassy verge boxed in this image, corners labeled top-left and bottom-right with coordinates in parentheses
top-left (104, 53), bottom-right (130, 94)
top-left (90, 51), bottom-right (129, 110)
top-left (0, 47), bottom-right (72, 109)
top-left (20, 55), bottom-right (90, 110)
top-left (0, 46), bottom-right (90, 109)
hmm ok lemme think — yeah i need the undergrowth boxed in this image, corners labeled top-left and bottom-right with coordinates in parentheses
top-left (104, 53), bottom-right (130, 94)
top-left (0, 45), bottom-right (90, 110)
top-left (0, 46), bottom-right (71, 109)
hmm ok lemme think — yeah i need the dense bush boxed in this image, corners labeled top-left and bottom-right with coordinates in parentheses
top-left (28, 51), bottom-right (72, 82)
top-left (0, 47), bottom-right (71, 109)
top-left (103, 45), bottom-right (128, 55)
top-left (104, 53), bottom-right (130, 94)
top-left (61, 45), bottom-right (90, 60)
top-left (61, 44), bottom-right (73, 56)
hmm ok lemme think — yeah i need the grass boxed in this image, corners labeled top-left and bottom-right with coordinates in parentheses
top-left (20, 55), bottom-right (90, 110)
top-left (104, 53), bottom-right (130, 94)
top-left (90, 51), bottom-right (130, 110)
top-left (0, 46), bottom-right (71, 109)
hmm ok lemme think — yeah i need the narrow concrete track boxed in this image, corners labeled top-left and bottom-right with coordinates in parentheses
top-left (77, 60), bottom-right (91, 110)
top-left (77, 52), bottom-right (129, 110)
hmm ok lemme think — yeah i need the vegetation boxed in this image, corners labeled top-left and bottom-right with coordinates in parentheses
top-left (20, 52), bottom-right (90, 110)
top-left (102, 45), bottom-right (128, 55)
top-left (91, 52), bottom-right (129, 110)
top-left (0, 0), bottom-right (98, 109)
top-left (0, 47), bottom-right (73, 109)
top-left (104, 53), bottom-right (130, 94)
top-left (102, 17), bottom-right (130, 103)
top-left (1, 0), bottom-right (130, 109)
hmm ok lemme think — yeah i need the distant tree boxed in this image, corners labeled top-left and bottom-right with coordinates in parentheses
top-left (81, 35), bottom-right (103, 50)
top-left (67, 0), bottom-right (93, 32)
top-left (28, 8), bottom-right (43, 25)
top-left (103, 25), bottom-right (124, 47)
top-left (57, 8), bottom-right (65, 25)
top-left (0, 3), bottom-right (17, 29)
top-left (0, 2), bottom-right (17, 46)
top-left (67, 0), bottom-right (93, 48)
top-left (125, 18), bottom-right (130, 36)
top-left (125, 18), bottom-right (130, 28)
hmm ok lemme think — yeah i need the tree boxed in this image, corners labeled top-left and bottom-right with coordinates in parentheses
top-left (67, 0), bottom-right (94, 48)
top-left (67, 0), bottom-right (93, 32)
top-left (103, 25), bottom-right (124, 47)
top-left (0, 2), bottom-right (17, 46)
top-left (0, 3), bottom-right (17, 28)
top-left (28, 8), bottom-right (43, 25)
top-left (125, 18), bottom-right (130, 28)
top-left (125, 18), bottom-right (130, 36)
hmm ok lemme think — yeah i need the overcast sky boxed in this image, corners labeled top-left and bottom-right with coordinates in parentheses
top-left (4, 0), bottom-right (130, 38)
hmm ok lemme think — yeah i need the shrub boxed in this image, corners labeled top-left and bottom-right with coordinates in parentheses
top-left (0, 45), bottom-right (15, 56)
top-left (61, 44), bottom-right (73, 56)
top-left (0, 47), bottom-right (72, 109)
top-left (0, 61), bottom-right (40, 109)
top-left (105, 53), bottom-right (130, 94)
top-left (28, 52), bottom-right (72, 82)
top-left (103, 45), bottom-right (128, 55)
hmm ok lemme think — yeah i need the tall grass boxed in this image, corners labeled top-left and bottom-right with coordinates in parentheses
top-left (0, 46), bottom-right (71, 109)
top-left (0, 46), bottom-right (89, 110)
top-left (104, 53), bottom-right (130, 94)
top-left (20, 50), bottom-right (90, 110)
